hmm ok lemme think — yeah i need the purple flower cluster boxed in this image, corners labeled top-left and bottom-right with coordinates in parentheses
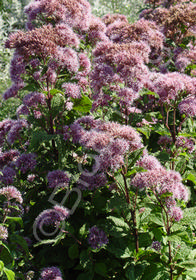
top-left (175, 136), bottom-right (195, 153)
top-left (132, 168), bottom-right (188, 200)
top-left (0, 149), bottom-right (19, 169)
top-left (23, 92), bottom-right (46, 107)
top-left (88, 226), bottom-right (108, 249)
top-left (62, 83), bottom-right (81, 99)
top-left (24, 0), bottom-right (91, 31)
top-left (47, 170), bottom-right (70, 189)
top-left (179, 96), bottom-right (196, 117)
top-left (131, 165), bottom-right (188, 222)
top-left (151, 241), bottom-right (161, 251)
top-left (35, 205), bottom-right (69, 229)
top-left (7, 119), bottom-right (28, 145)
top-left (90, 39), bottom-right (150, 111)
top-left (3, 53), bottom-right (26, 100)
top-left (148, 72), bottom-right (196, 105)
top-left (0, 119), bottom-right (28, 146)
top-left (175, 44), bottom-right (196, 72)
top-left (39, 266), bottom-right (63, 280)
top-left (15, 153), bottom-right (37, 173)
top-left (78, 172), bottom-right (107, 190)
top-left (71, 116), bottom-right (143, 171)
top-left (0, 167), bottom-right (16, 185)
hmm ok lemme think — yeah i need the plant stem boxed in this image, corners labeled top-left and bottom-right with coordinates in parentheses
top-left (121, 171), bottom-right (139, 253)
top-left (168, 240), bottom-right (173, 280)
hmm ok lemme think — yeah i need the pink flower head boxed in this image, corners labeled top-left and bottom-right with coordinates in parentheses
top-left (55, 23), bottom-right (80, 48)
top-left (137, 155), bottom-right (163, 171)
top-left (0, 225), bottom-right (8, 240)
top-left (0, 186), bottom-right (23, 203)
top-left (169, 206), bottom-right (183, 222)
top-left (62, 83), bottom-right (81, 99)
top-left (55, 47), bottom-right (79, 73)
top-left (39, 266), bottom-right (63, 280)
top-left (27, 174), bottom-right (36, 182)
top-left (78, 172), bottom-right (107, 190)
top-left (179, 96), bottom-right (196, 117)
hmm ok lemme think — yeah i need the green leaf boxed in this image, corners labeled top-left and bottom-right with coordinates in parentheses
top-left (140, 88), bottom-right (159, 99)
top-left (149, 214), bottom-right (164, 227)
top-left (29, 129), bottom-right (54, 150)
top-left (51, 94), bottom-right (65, 116)
top-left (141, 264), bottom-right (169, 280)
top-left (50, 89), bottom-right (64, 96)
top-left (185, 173), bottom-right (196, 185)
top-left (6, 217), bottom-right (23, 227)
top-left (79, 224), bottom-right (88, 237)
top-left (3, 268), bottom-right (15, 280)
top-left (68, 244), bottom-right (79, 260)
top-left (127, 147), bottom-right (145, 169)
top-left (0, 261), bottom-right (4, 272)
top-left (183, 269), bottom-right (196, 278)
top-left (107, 216), bottom-right (129, 230)
top-left (0, 241), bottom-right (11, 255)
top-left (10, 235), bottom-right (29, 256)
top-left (138, 232), bottom-right (153, 247)
top-left (73, 94), bottom-right (92, 113)
top-left (181, 207), bottom-right (196, 229)
top-left (94, 263), bottom-right (107, 277)
top-left (137, 127), bottom-right (151, 139)
top-left (107, 238), bottom-right (133, 258)
top-left (178, 260), bottom-right (196, 269)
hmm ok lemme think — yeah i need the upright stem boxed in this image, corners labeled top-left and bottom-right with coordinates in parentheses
top-left (172, 107), bottom-right (176, 143)
top-left (155, 192), bottom-right (174, 279)
top-left (46, 93), bottom-right (59, 161)
top-left (168, 240), bottom-right (173, 280)
top-left (131, 208), bottom-right (139, 253)
top-left (121, 171), bottom-right (139, 253)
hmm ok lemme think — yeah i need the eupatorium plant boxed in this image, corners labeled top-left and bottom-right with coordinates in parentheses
top-left (0, 0), bottom-right (196, 279)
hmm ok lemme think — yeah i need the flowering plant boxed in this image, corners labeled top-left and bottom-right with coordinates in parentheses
top-left (0, 0), bottom-right (196, 279)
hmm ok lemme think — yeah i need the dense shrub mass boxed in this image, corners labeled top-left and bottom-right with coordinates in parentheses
top-left (0, 0), bottom-right (196, 279)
